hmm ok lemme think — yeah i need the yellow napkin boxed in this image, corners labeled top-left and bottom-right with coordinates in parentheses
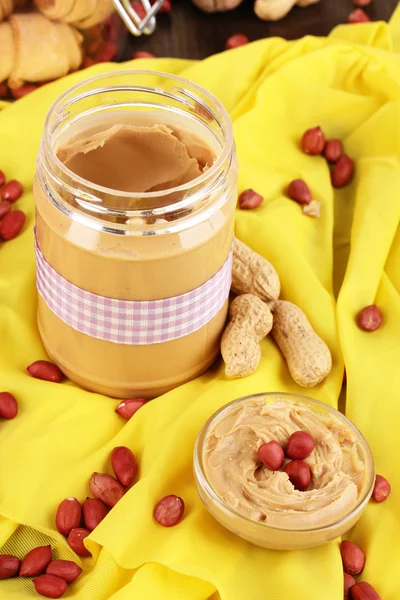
top-left (1, 8), bottom-right (400, 600)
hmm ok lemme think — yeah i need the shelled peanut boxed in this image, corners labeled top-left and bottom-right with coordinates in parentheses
top-left (0, 391), bottom-right (18, 419)
top-left (54, 445), bottom-right (137, 558)
top-left (347, 8), bottom-right (371, 23)
top-left (258, 430), bottom-right (314, 491)
top-left (0, 168), bottom-right (25, 241)
top-left (340, 539), bottom-right (382, 599)
top-left (300, 125), bottom-right (354, 188)
top-left (282, 125), bottom-right (354, 219)
top-left (0, 544), bottom-right (82, 598)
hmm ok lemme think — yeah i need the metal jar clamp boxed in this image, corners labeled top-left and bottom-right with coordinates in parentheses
top-left (112, 0), bottom-right (164, 36)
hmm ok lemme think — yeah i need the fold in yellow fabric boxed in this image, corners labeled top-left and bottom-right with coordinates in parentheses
top-left (0, 9), bottom-right (399, 599)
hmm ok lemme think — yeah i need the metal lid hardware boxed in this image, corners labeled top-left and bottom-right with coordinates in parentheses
top-left (112, 0), bottom-right (164, 36)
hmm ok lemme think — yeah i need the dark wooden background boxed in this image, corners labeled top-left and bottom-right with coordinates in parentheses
top-left (125, 0), bottom-right (399, 60)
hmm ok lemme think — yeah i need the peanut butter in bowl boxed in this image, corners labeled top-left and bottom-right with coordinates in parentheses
top-left (194, 393), bottom-right (375, 550)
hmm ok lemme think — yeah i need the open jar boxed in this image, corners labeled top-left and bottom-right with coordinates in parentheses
top-left (34, 71), bottom-right (237, 398)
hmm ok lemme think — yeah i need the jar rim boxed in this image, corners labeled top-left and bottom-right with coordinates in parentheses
top-left (43, 69), bottom-right (234, 204)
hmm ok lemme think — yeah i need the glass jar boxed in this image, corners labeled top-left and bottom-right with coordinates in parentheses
top-left (34, 71), bottom-right (237, 399)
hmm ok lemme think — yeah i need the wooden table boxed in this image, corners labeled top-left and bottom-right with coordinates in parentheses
top-left (124, 0), bottom-right (398, 60)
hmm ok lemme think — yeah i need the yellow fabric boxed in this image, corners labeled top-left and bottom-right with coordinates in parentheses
top-left (1, 10), bottom-right (399, 600)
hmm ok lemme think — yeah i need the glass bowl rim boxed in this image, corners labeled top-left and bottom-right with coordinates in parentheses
top-left (194, 391), bottom-right (376, 534)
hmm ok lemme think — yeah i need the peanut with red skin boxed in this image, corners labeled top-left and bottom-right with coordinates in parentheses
top-left (82, 56), bottom-right (95, 68)
top-left (19, 546), bottom-right (52, 577)
top-left (0, 83), bottom-right (8, 98)
top-left (10, 84), bottom-right (39, 99)
top-left (95, 41), bottom-right (118, 63)
top-left (357, 305), bottom-right (382, 332)
top-left (86, 35), bottom-right (103, 57)
top-left (238, 189), bottom-right (264, 210)
top-left (347, 9), bottom-right (371, 23)
top-left (284, 460), bottom-right (311, 491)
top-left (258, 441), bottom-right (285, 470)
top-left (132, 51), bottom-right (156, 59)
top-left (301, 126), bottom-right (326, 155)
top-left (158, 0), bottom-right (172, 13)
top-left (287, 179), bottom-right (311, 205)
top-left (192, 0), bottom-right (243, 12)
top-left (27, 360), bottom-right (63, 383)
top-left (350, 582), bottom-right (381, 600)
top-left (225, 33), bottom-right (249, 49)
top-left (56, 497), bottom-right (82, 536)
top-left (0, 170), bottom-right (5, 187)
top-left (0, 180), bottom-right (23, 202)
top-left (353, 0), bottom-right (372, 5)
top-left (0, 555), bottom-right (21, 579)
top-left (344, 573), bottom-right (356, 600)
top-left (324, 139), bottom-right (343, 163)
top-left (46, 560), bottom-right (82, 583)
top-left (0, 201), bottom-right (12, 220)
top-left (372, 475), bottom-right (391, 503)
top-left (34, 574), bottom-right (67, 598)
top-left (112, 446), bottom-right (138, 487)
top-left (331, 155), bottom-right (354, 188)
top-left (89, 472), bottom-right (125, 508)
top-left (340, 540), bottom-right (365, 575)
top-left (67, 528), bottom-right (92, 557)
top-left (0, 210), bottom-right (26, 241)
top-left (154, 495), bottom-right (185, 527)
top-left (115, 398), bottom-right (147, 420)
top-left (286, 431), bottom-right (315, 460)
top-left (131, 0), bottom-right (146, 18)
top-left (0, 392), bottom-right (18, 419)
top-left (83, 498), bottom-right (108, 531)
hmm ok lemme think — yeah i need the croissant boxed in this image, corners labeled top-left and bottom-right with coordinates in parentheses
top-left (0, 0), bottom-right (13, 21)
top-left (33, 0), bottom-right (115, 29)
top-left (0, 0), bottom-right (27, 22)
top-left (0, 13), bottom-right (83, 88)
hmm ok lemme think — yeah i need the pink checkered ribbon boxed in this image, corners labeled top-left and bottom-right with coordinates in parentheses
top-left (35, 238), bottom-right (232, 345)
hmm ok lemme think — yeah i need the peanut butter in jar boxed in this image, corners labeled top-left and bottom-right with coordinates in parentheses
top-left (34, 71), bottom-right (237, 398)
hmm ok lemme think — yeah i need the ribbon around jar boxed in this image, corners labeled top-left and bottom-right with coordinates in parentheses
top-left (34, 236), bottom-right (233, 345)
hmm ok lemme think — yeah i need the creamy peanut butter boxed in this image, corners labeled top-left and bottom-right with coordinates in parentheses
top-left (34, 111), bottom-right (237, 398)
top-left (203, 399), bottom-right (367, 528)
top-left (58, 122), bottom-right (215, 195)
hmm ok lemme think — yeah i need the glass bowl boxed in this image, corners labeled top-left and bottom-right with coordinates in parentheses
top-left (194, 392), bottom-right (375, 550)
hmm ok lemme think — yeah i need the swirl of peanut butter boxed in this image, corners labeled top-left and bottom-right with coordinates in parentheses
top-left (203, 399), bottom-right (366, 528)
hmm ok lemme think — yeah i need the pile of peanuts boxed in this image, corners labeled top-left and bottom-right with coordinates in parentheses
top-left (0, 359), bottom-right (184, 597)
top-left (0, 545), bottom-right (82, 598)
top-left (0, 170), bottom-right (25, 241)
top-left (341, 471), bottom-right (391, 600)
top-left (237, 125), bottom-right (383, 335)
top-left (258, 431), bottom-right (316, 491)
